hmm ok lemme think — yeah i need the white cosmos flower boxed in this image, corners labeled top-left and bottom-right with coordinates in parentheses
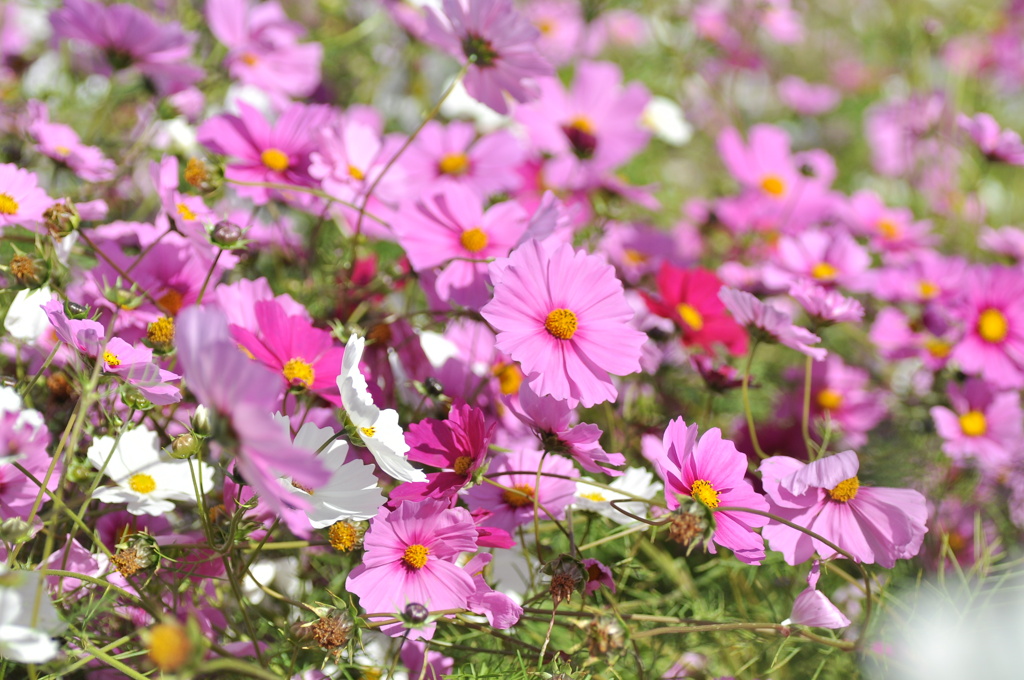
top-left (574, 467), bottom-right (663, 527)
top-left (0, 565), bottom-right (68, 663)
top-left (337, 335), bottom-right (425, 483)
top-left (642, 96), bottom-right (693, 147)
top-left (86, 427), bottom-right (213, 516)
top-left (272, 414), bottom-right (385, 527)
top-left (3, 286), bottom-right (52, 341)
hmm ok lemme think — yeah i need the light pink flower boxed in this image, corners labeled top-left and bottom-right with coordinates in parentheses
top-left (783, 561), bottom-right (851, 629)
top-left (763, 229), bottom-right (871, 291)
top-left (26, 101), bottom-right (115, 182)
top-left (400, 121), bottom-right (523, 197)
top-left (0, 164), bottom-right (51, 232)
top-left (719, 287), bottom-right (826, 360)
top-left (931, 378), bottom-right (1023, 472)
top-left (958, 112), bottom-right (1024, 164)
top-left (100, 337), bottom-right (182, 405)
top-left (481, 239), bottom-right (647, 407)
top-left (950, 265), bottom-right (1024, 389)
top-left (759, 450), bottom-right (928, 568)
top-left (777, 77), bottom-right (840, 115)
top-left (789, 280), bottom-right (864, 325)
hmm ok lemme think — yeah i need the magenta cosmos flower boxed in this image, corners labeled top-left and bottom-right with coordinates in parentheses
top-left (396, 183), bottom-right (528, 309)
top-left (400, 121), bottom-right (524, 197)
top-left (197, 101), bottom-right (332, 205)
top-left (346, 498), bottom-right (479, 640)
top-left (951, 265), bottom-right (1024, 389)
top-left (424, 0), bottom-right (553, 114)
top-left (931, 378), bottom-right (1023, 473)
top-left (654, 418), bottom-right (769, 565)
top-left (759, 450), bottom-right (928, 568)
top-left (481, 239), bottom-right (647, 407)
top-left (958, 112), bottom-right (1024, 165)
top-left (0, 164), bottom-right (51, 233)
top-left (719, 287), bottom-right (826, 360)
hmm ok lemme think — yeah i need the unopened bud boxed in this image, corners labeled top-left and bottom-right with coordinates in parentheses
top-left (190, 405), bottom-right (212, 437)
top-left (210, 220), bottom-right (242, 247)
top-left (404, 602), bottom-right (430, 624)
top-left (121, 386), bottom-right (154, 411)
top-left (170, 433), bottom-right (200, 459)
top-left (63, 300), bottom-right (89, 320)
top-left (44, 201), bottom-right (80, 237)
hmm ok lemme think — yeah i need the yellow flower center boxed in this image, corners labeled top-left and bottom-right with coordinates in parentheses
top-left (241, 52), bottom-right (258, 66)
top-left (919, 280), bottom-right (939, 299)
top-left (925, 338), bottom-right (951, 358)
top-left (536, 18), bottom-right (555, 34)
top-left (0, 193), bottom-right (19, 215)
top-left (402, 543), bottom-right (430, 570)
top-left (978, 308), bottom-right (1009, 343)
top-left (328, 521), bottom-right (359, 552)
top-left (282, 358), bottom-right (315, 388)
top-left (580, 491), bottom-right (606, 502)
top-left (544, 308), bottom-right (578, 340)
top-left (623, 249), bottom-right (648, 265)
top-left (690, 478), bottom-right (719, 509)
top-left (147, 317), bottom-right (175, 347)
top-left (261, 148), bottom-right (289, 172)
top-left (453, 456), bottom-right (473, 475)
top-left (959, 410), bottom-right (987, 437)
top-left (157, 289), bottom-right (185, 316)
top-left (811, 262), bottom-right (839, 281)
top-left (348, 164), bottom-right (364, 181)
top-left (147, 623), bottom-right (191, 673)
top-left (361, 426), bottom-right (376, 438)
top-left (438, 152), bottom-right (470, 176)
top-left (54, 145), bottom-right (71, 157)
top-left (569, 115), bottom-right (595, 135)
top-left (103, 351), bottom-right (121, 367)
top-left (816, 388), bottom-right (843, 411)
top-left (502, 483), bottom-right (535, 508)
top-left (676, 303), bottom-right (704, 331)
top-left (129, 473), bottom-right (156, 494)
top-left (176, 203), bottom-right (196, 221)
top-left (460, 227), bottom-right (488, 253)
top-left (877, 218), bottom-right (900, 239)
top-left (827, 476), bottom-right (859, 502)
top-left (760, 174), bottom-right (786, 196)
top-left (492, 362), bottom-right (523, 395)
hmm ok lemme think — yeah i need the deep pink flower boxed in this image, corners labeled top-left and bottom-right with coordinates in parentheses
top-left (951, 265), bottom-right (1024, 389)
top-left (0, 164), bottom-right (51, 233)
top-left (958, 112), bottom-right (1024, 164)
top-left (424, 0), bottom-right (553, 115)
top-left (507, 381), bottom-right (625, 476)
top-left (759, 450), bottom-right (928, 568)
top-left (481, 239), bottom-right (647, 407)
top-left (400, 121), bottom-right (524, 197)
top-left (198, 101), bottom-right (332, 205)
top-left (346, 498), bottom-right (479, 640)
top-left (464, 448), bottom-right (578, 534)
top-left (581, 558), bottom-right (616, 596)
top-left (719, 287), bottom-right (826, 360)
top-left (231, 299), bottom-right (344, 404)
top-left (395, 184), bottom-right (528, 309)
top-left (931, 378), bottom-right (1023, 473)
top-left (50, 0), bottom-right (203, 96)
top-left (654, 418), bottom-right (769, 565)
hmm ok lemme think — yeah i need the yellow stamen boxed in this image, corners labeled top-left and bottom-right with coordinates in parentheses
top-left (460, 227), bottom-right (488, 253)
top-left (544, 308), bottom-right (578, 340)
top-left (623, 249), bottom-right (648, 265)
top-left (827, 476), bottom-right (859, 502)
top-left (261, 148), bottom-right (289, 172)
top-left (328, 521), bottom-right (358, 552)
top-left (959, 410), bottom-right (987, 437)
top-left (919, 281), bottom-right (939, 299)
top-left (54, 145), bottom-right (71, 157)
top-left (569, 115), bottom-right (595, 134)
top-left (241, 52), bottom-right (258, 66)
top-left (176, 203), bottom-right (196, 221)
top-left (402, 543), bottom-right (430, 569)
top-left (877, 218), bottom-right (900, 239)
top-left (760, 174), bottom-right (786, 196)
top-left (438, 153), bottom-right (470, 176)
top-left (129, 473), bottom-right (156, 494)
top-left (816, 388), bottom-right (843, 411)
top-left (502, 483), bottom-right (535, 508)
top-left (147, 317), bottom-right (175, 347)
top-left (690, 478), bottom-right (719, 509)
top-left (453, 456), bottom-right (473, 475)
top-left (282, 357), bottom-right (315, 388)
top-left (0, 193), bottom-right (19, 215)
top-left (978, 308), bottom-right (1009, 343)
top-left (676, 303), bottom-right (704, 331)
top-left (492, 362), bottom-right (523, 395)
top-left (925, 338), bottom-right (950, 358)
top-left (103, 351), bottom-right (120, 367)
top-left (811, 262), bottom-right (839, 281)
top-left (348, 165), bottom-right (364, 181)
top-left (361, 426), bottom-right (376, 438)
top-left (580, 491), bottom-right (606, 502)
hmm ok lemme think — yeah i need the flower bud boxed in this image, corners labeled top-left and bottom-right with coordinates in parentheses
top-left (169, 433), bottom-right (200, 459)
top-left (121, 386), bottom-right (154, 411)
top-left (8, 253), bottom-right (44, 287)
top-left (63, 299), bottom-right (89, 320)
top-left (44, 200), bottom-right (80, 237)
top-left (403, 602), bottom-right (430, 624)
top-left (190, 405), bottom-right (212, 437)
top-left (210, 220), bottom-right (242, 247)
top-left (0, 518), bottom-right (34, 544)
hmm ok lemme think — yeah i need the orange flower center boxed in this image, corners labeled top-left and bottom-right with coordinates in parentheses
top-left (460, 227), bottom-right (488, 253)
top-left (760, 174), bottom-right (786, 196)
top-left (816, 388), bottom-right (843, 411)
top-left (453, 456), bottom-right (473, 475)
top-left (402, 543), bottom-right (430, 569)
top-left (811, 262), bottom-right (838, 281)
top-left (502, 483), bottom-right (535, 508)
top-left (261, 148), bottom-right (289, 172)
top-left (439, 153), bottom-right (470, 176)
top-left (978, 308), bottom-right (1008, 343)
top-left (544, 308), bottom-right (578, 340)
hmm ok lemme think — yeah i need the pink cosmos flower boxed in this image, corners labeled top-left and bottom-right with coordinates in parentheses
top-left (516, 60), bottom-right (651, 183)
top-left (958, 112), bottom-right (1024, 164)
top-left (481, 239), bottom-right (647, 407)
top-left (777, 77), bottom-right (840, 116)
top-left (0, 398), bottom-right (57, 521)
top-left (100, 337), bottom-right (182, 405)
top-left (980, 225), bottom-right (1024, 261)
top-left (598, 222), bottom-right (679, 285)
top-left (25, 101), bottom-right (115, 182)
top-left (392, 401), bottom-right (495, 502)
top-left (207, 0), bottom-right (323, 105)
top-left (42, 298), bottom-right (104, 357)
top-left (717, 124), bottom-right (808, 203)
top-left (581, 558), bottom-right (616, 596)
top-left (150, 157), bottom-right (216, 247)
top-left (719, 287), bottom-right (826, 360)
top-left (642, 264), bottom-right (748, 356)
top-left (507, 381), bottom-right (625, 476)
top-left (346, 498), bottom-right (479, 640)
top-left (789, 280), bottom-right (864, 325)
top-left (930, 379), bottom-right (1023, 473)
top-left (0, 164), bottom-right (51, 233)
top-left (759, 450), bottom-right (928, 568)
top-left (654, 417), bottom-right (770, 565)
top-left (464, 448), bottom-right (578, 534)
top-left (49, 0), bottom-right (203, 96)
top-left (198, 101), bottom-right (332, 205)
top-left (868, 250), bottom-right (966, 304)
top-left (523, 1), bottom-right (585, 66)
top-left (396, 184), bottom-right (528, 308)
top-left (400, 121), bottom-right (523, 197)
top-left (950, 265), bottom-right (1024, 389)
top-left (461, 553), bottom-right (523, 627)
top-left (175, 306), bottom-right (327, 535)
top-left (868, 307), bottom-right (955, 372)
top-left (783, 562), bottom-right (851, 629)
top-left (763, 229), bottom-right (871, 292)
top-left (230, 299), bottom-right (345, 405)
top-left (424, 0), bottom-right (553, 115)
top-left (842, 190), bottom-right (935, 254)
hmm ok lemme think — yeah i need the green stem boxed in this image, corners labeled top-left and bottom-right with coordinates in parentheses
top-left (741, 342), bottom-right (766, 459)
top-left (194, 658), bottom-right (286, 680)
top-left (17, 342), bottom-right (61, 398)
top-left (77, 642), bottom-right (153, 680)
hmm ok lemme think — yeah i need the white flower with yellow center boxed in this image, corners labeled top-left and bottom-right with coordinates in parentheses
top-left (0, 564), bottom-right (68, 663)
top-left (574, 467), bottom-right (663, 526)
top-left (86, 427), bottom-right (213, 516)
top-left (337, 335), bottom-right (425, 483)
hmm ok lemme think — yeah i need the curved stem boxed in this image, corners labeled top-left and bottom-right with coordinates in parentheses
top-left (741, 342), bottom-right (766, 459)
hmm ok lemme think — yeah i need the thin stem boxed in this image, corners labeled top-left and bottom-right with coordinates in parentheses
top-left (77, 642), bottom-right (152, 680)
top-left (801, 354), bottom-right (815, 459)
top-left (195, 249), bottom-right (223, 305)
top-left (195, 658), bottom-right (286, 680)
top-left (740, 342), bottom-right (766, 459)
top-left (17, 342), bottom-right (61, 398)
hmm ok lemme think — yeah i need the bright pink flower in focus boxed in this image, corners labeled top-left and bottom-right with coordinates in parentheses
top-left (951, 265), bottom-right (1024, 389)
top-left (642, 263), bottom-right (748, 356)
top-left (401, 121), bottom-right (524, 197)
top-left (719, 287), bottom-right (826, 360)
top-left (759, 450), bottom-right (928, 568)
top-left (346, 498), bottom-right (479, 640)
top-left (424, 0), bottom-right (553, 115)
top-left (395, 184), bottom-right (528, 309)
top-left (481, 239), bottom-right (647, 407)
top-left (100, 337), bottom-right (182, 405)
top-left (654, 417), bottom-right (769, 565)
top-left (931, 378), bottom-right (1023, 473)
top-left (42, 298), bottom-right (104, 357)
